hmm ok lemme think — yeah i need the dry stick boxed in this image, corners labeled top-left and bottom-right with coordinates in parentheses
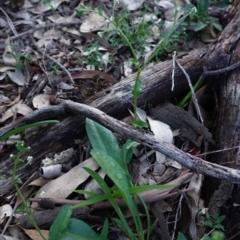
top-left (29, 34), bottom-right (74, 84)
top-left (172, 193), bottom-right (184, 240)
top-left (171, 51), bottom-right (176, 91)
top-left (10, 20), bottom-right (83, 40)
top-left (200, 60), bottom-right (240, 83)
top-left (0, 7), bottom-right (24, 46)
top-left (175, 60), bottom-right (204, 124)
top-left (61, 99), bottom-right (240, 184)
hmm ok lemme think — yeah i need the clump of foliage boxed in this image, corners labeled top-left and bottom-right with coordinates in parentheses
top-left (181, 0), bottom-right (223, 32)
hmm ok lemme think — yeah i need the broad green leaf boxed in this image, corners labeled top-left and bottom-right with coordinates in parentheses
top-left (0, 120), bottom-right (59, 141)
top-left (91, 149), bottom-right (130, 193)
top-left (204, 220), bottom-right (213, 227)
top-left (197, 0), bottom-right (211, 17)
top-left (91, 150), bottom-right (142, 237)
top-left (216, 215), bottom-right (226, 223)
top-left (49, 204), bottom-right (72, 240)
top-left (62, 218), bottom-right (100, 240)
top-left (86, 118), bottom-right (121, 162)
top-left (191, 21), bottom-right (207, 31)
top-left (211, 21), bottom-right (222, 31)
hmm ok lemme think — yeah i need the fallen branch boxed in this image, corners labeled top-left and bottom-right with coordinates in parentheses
top-left (61, 99), bottom-right (240, 184)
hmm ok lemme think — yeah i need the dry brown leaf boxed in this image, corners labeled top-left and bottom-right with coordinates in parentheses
top-left (0, 101), bottom-right (32, 122)
top-left (21, 228), bottom-right (49, 240)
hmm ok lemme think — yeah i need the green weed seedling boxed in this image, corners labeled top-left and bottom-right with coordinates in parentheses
top-left (4, 141), bottom-right (47, 240)
top-left (182, 0), bottom-right (222, 32)
top-left (50, 64), bottom-right (60, 76)
top-left (50, 119), bottom-right (174, 239)
top-left (5, 46), bottom-right (30, 71)
top-left (79, 41), bottom-right (106, 69)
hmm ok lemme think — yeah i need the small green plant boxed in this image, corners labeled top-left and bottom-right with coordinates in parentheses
top-left (8, 141), bottom-right (47, 240)
top-left (79, 41), bottom-right (107, 69)
top-left (199, 209), bottom-right (225, 240)
top-left (50, 64), bottom-right (60, 76)
top-left (182, 0), bottom-right (222, 32)
top-left (5, 46), bottom-right (30, 70)
top-left (202, 210), bottom-right (225, 232)
top-left (49, 119), bottom-right (174, 239)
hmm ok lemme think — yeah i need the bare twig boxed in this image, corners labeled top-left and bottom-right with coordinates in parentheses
top-left (61, 99), bottom-right (240, 184)
top-left (171, 51), bottom-right (176, 91)
top-left (176, 60), bottom-right (204, 124)
top-left (201, 60), bottom-right (240, 80)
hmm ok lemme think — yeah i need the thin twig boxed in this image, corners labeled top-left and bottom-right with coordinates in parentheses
top-left (171, 193), bottom-right (183, 240)
top-left (176, 60), bottom-right (204, 124)
top-left (29, 34), bottom-right (74, 84)
top-left (0, 7), bottom-right (23, 46)
top-left (172, 51), bottom-right (176, 91)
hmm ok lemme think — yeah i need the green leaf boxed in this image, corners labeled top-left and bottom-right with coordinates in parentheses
top-left (99, 218), bottom-right (109, 240)
top-left (215, 215), bottom-right (226, 223)
top-left (121, 139), bottom-right (139, 163)
top-left (86, 118), bottom-right (121, 162)
top-left (132, 78), bottom-right (142, 98)
top-left (204, 220), bottom-right (213, 227)
top-left (132, 118), bottom-right (148, 128)
top-left (80, 167), bottom-right (134, 238)
top-left (49, 204), bottom-right (72, 240)
top-left (0, 120), bottom-right (59, 141)
top-left (74, 190), bottom-right (100, 198)
top-left (91, 150), bottom-right (131, 193)
top-left (197, 0), bottom-right (211, 18)
top-left (211, 21), bottom-right (222, 31)
top-left (177, 232), bottom-right (187, 240)
top-left (62, 218), bottom-right (100, 240)
top-left (72, 192), bottom-right (108, 209)
top-left (214, 224), bottom-right (224, 231)
top-left (90, 150), bottom-right (142, 237)
top-left (190, 21), bottom-right (207, 31)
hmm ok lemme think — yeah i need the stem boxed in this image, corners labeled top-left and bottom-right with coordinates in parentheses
top-left (10, 144), bottom-right (47, 240)
top-left (13, 181), bottom-right (47, 240)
